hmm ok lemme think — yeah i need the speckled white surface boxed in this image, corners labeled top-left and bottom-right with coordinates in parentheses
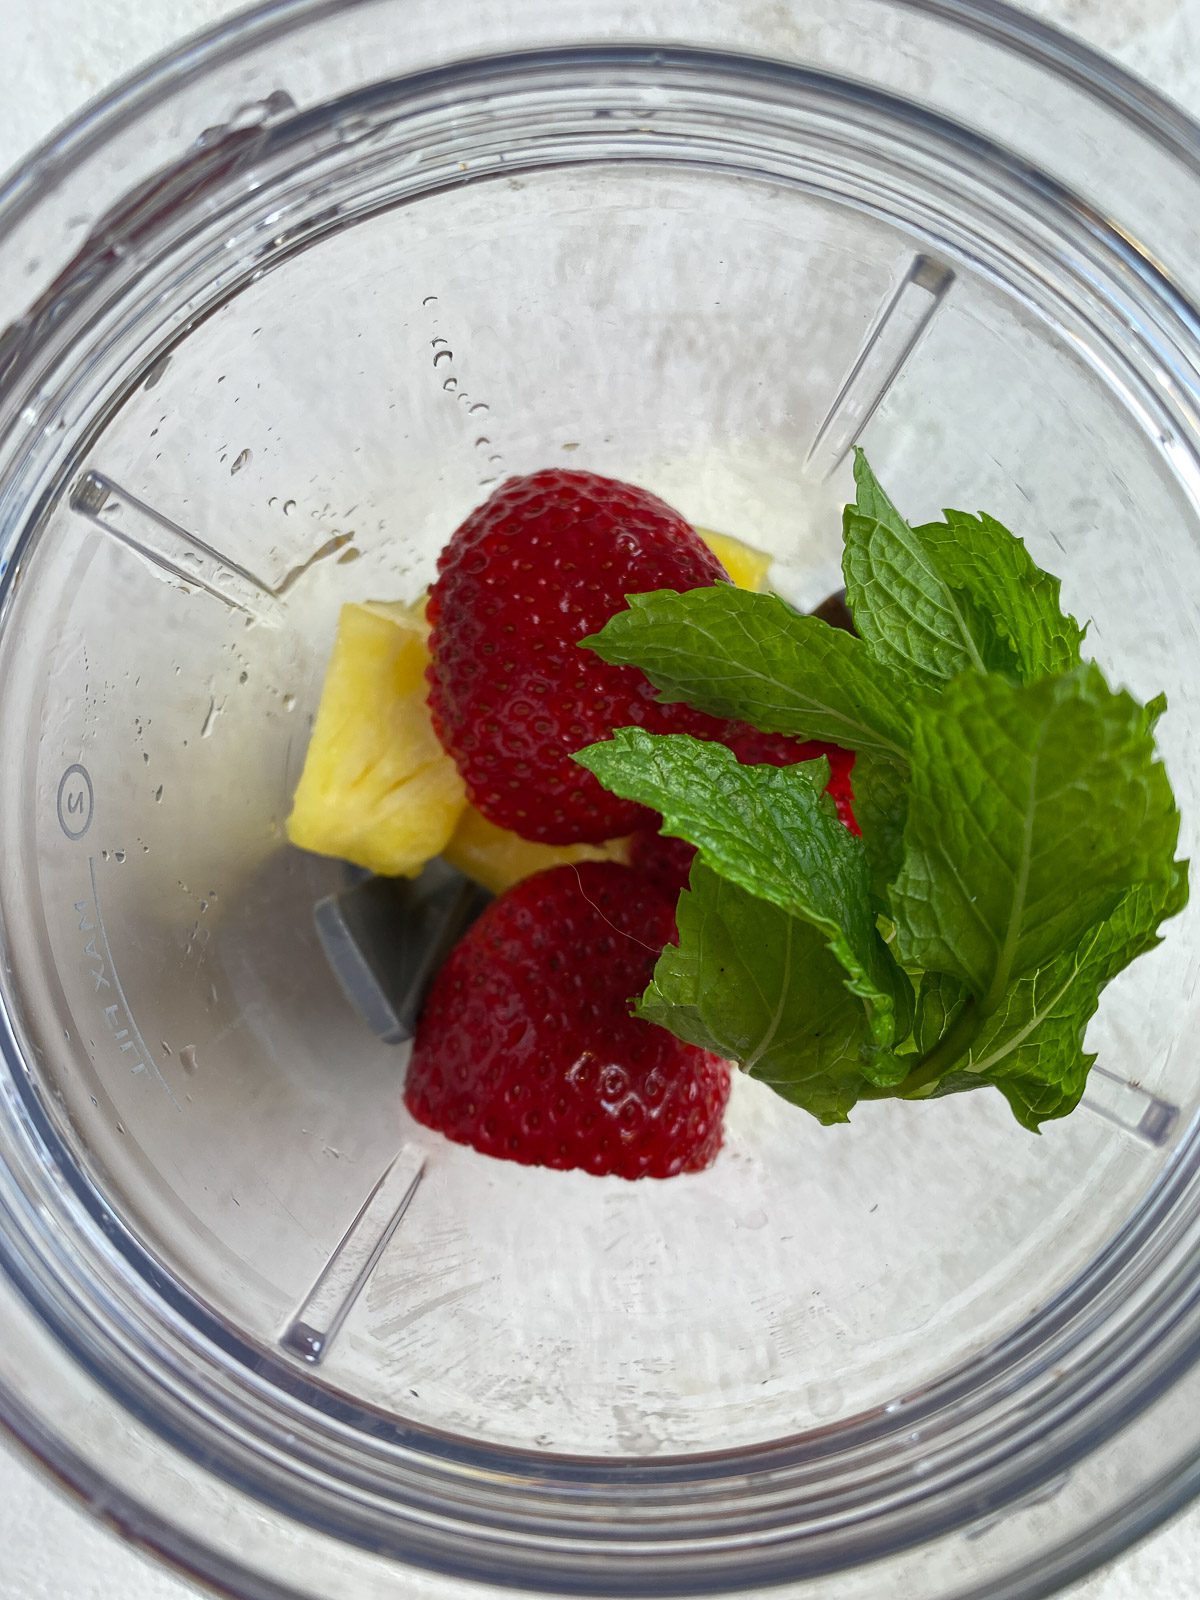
top-left (1, 1), bottom-right (1199, 1597)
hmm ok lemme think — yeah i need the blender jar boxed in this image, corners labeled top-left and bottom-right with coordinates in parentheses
top-left (0, 1), bottom-right (1198, 1596)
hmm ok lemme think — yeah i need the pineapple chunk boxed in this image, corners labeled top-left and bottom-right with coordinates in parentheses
top-left (698, 527), bottom-right (773, 592)
top-left (286, 601), bottom-right (466, 877)
top-left (444, 805), bottom-right (631, 896)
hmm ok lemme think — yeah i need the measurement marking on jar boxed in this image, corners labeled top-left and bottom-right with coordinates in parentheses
top-left (805, 255), bottom-right (954, 480)
top-left (83, 856), bottom-right (181, 1109)
top-left (69, 471), bottom-right (278, 620)
top-left (57, 762), bottom-right (94, 840)
top-left (281, 1145), bottom-right (426, 1364)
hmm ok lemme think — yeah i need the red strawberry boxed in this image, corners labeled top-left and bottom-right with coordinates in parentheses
top-left (404, 862), bottom-right (730, 1180)
top-left (427, 469), bottom-right (851, 843)
top-left (812, 741), bottom-right (859, 833)
top-left (628, 829), bottom-right (699, 895)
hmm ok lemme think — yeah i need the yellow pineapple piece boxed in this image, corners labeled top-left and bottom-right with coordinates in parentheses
top-left (444, 805), bottom-right (631, 896)
top-left (287, 601), bottom-right (466, 877)
top-left (698, 527), bottom-right (773, 592)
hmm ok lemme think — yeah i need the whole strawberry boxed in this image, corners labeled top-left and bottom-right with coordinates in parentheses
top-left (404, 862), bottom-right (730, 1180)
top-left (427, 469), bottom-right (847, 843)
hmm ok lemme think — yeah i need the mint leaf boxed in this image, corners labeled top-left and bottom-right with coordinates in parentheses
top-left (1143, 691), bottom-right (1168, 734)
top-left (576, 728), bottom-right (912, 1055)
top-left (572, 454), bottom-right (1186, 1137)
top-left (638, 864), bottom-right (880, 1124)
top-left (914, 509), bottom-right (1084, 679)
top-left (581, 585), bottom-right (911, 760)
top-left (843, 451), bottom-right (1083, 687)
top-left (947, 863), bottom-right (1188, 1129)
top-left (848, 748), bottom-right (909, 905)
top-left (914, 971), bottom-right (969, 1055)
top-left (843, 454), bottom-right (989, 686)
top-left (891, 663), bottom-right (1180, 1006)
top-left (940, 583), bottom-right (1024, 678)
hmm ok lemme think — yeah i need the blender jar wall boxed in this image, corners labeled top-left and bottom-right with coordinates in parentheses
top-left (1, 147), bottom-right (1197, 1450)
top-left (0, 3), bottom-right (1199, 1598)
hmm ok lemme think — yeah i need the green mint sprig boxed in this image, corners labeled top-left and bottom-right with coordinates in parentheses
top-left (575, 451), bottom-right (1187, 1130)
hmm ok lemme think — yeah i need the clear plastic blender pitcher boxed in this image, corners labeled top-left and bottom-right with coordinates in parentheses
top-left (1, 2), bottom-right (1199, 1596)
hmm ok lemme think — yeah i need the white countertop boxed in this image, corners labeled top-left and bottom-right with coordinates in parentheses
top-left (2, 1), bottom-right (1199, 1596)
